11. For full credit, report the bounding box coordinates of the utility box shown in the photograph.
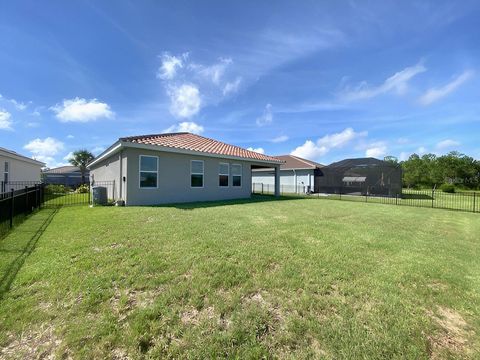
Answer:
[92,186,107,205]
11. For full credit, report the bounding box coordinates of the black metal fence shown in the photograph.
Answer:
[0,185,44,238]
[252,183,479,214]
[0,180,116,238]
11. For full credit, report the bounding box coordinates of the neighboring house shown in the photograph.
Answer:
[0,147,45,193]
[315,157,402,196]
[252,155,324,193]
[88,132,283,205]
[42,166,89,187]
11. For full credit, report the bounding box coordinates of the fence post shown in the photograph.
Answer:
[431,189,435,208]
[473,192,476,213]
[35,184,38,209]
[9,188,14,228]
[25,186,29,212]
[261,183,264,195]
[395,193,398,206]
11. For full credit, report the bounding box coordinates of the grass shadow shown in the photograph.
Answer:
[0,207,59,300]
[402,193,433,200]
[154,194,310,210]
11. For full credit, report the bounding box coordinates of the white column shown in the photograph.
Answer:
[274,165,280,197]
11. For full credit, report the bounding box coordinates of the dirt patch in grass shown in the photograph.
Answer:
[180,306,216,326]
[427,281,449,292]
[428,306,475,358]
[111,287,163,321]
[0,324,63,359]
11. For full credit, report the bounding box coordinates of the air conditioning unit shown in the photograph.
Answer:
[92,186,107,205]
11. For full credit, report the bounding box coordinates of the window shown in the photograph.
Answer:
[219,163,229,187]
[3,161,8,183]
[191,160,204,187]
[232,164,242,187]
[139,155,158,188]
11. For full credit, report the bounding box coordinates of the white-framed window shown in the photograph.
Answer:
[4,161,9,183]
[139,155,158,188]
[219,162,229,187]
[191,160,204,188]
[231,164,242,187]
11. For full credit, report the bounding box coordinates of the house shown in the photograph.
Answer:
[315,157,402,196]
[251,155,324,194]
[88,132,283,205]
[0,147,45,193]
[42,166,89,187]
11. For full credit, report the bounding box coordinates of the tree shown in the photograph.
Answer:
[68,150,94,184]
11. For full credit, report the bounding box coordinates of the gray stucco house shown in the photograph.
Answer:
[252,155,323,194]
[88,132,283,205]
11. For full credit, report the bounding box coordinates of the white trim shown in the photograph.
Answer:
[190,159,204,188]
[0,148,45,167]
[88,142,122,168]
[231,163,242,187]
[139,155,159,189]
[219,162,229,187]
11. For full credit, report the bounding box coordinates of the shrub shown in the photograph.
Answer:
[44,184,68,194]
[440,184,456,193]
[76,184,90,193]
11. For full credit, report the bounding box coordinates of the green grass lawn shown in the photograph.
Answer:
[0,197,479,359]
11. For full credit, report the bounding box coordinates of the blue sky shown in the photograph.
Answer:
[1,0,479,167]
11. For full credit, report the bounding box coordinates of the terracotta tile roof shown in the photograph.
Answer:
[275,155,324,170]
[120,132,283,163]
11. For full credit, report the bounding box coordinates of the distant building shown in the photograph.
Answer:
[315,157,402,196]
[42,166,89,187]
[252,155,324,193]
[0,147,45,193]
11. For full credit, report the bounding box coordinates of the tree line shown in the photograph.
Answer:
[387,152,480,190]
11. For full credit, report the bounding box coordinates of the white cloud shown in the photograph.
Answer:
[256,103,273,126]
[163,121,204,134]
[51,98,114,122]
[24,137,65,167]
[419,70,474,105]
[63,152,74,161]
[365,142,387,158]
[168,84,202,118]
[397,137,409,144]
[157,52,188,80]
[0,109,13,130]
[223,77,242,96]
[436,139,460,150]
[0,93,28,111]
[194,57,232,85]
[291,128,367,160]
[271,135,289,143]
[26,122,40,128]
[66,134,74,139]
[417,146,427,155]
[247,147,265,154]
[399,152,410,161]
[340,62,426,101]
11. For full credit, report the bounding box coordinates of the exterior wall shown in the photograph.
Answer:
[0,154,42,183]
[89,152,124,201]
[123,148,254,205]
[252,169,314,193]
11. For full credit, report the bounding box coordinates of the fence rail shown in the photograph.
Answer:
[252,183,479,214]
[0,180,116,238]
[0,185,44,238]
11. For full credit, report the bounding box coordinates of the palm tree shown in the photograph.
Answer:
[68,150,94,184]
